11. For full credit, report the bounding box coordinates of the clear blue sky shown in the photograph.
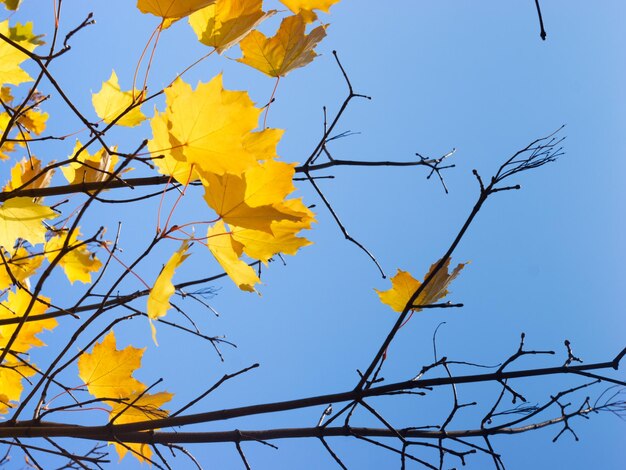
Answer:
[4,1,625,468]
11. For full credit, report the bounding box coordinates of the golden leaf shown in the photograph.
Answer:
[189,0,275,53]
[92,70,146,127]
[137,0,216,19]
[61,141,121,186]
[280,0,340,22]
[207,220,260,292]
[4,156,54,192]
[0,247,43,290]
[108,391,173,462]
[44,228,102,284]
[376,258,467,313]
[238,14,326,77]
[150,75,282,176]
[147,240,191,344]
[77,330,145,399]
[200,166,302,234]
[0,113,16,160]
[0,360,35,414]
[148,109,198,185]
[230,198,314,263]
[0,288,56,353]
[0,21,41,86]
[0,197,56,249]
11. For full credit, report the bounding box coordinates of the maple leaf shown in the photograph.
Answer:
[189,0,275,54]
[150,75,283,176]
[0,113,16,160]
[44,228,102,284]
[0,247,43,290]
[0,197,56,249]
[200,160,307,233]
[4,156,55,192]
[77,330,145,399]
[0,288,56,353]
[61,141,123,186]
[0,360,35,414]
[230,198,315,263]
[147,240,191,344]
[0,20,42,86]
[6,21,44,46]
[137,0,216,20]
[376,258,467,313]
[279,0,340,23]
[108,391,173,462]
[92,70,146,127]
[16,108,48,136]
[238,13,327,77]
[148,109,198,185]
[207,220,260,292]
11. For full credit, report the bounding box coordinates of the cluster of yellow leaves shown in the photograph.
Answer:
[147,73,314,297]
[376,258,467,313]
[77,331,173,462]
[0,288,56,414]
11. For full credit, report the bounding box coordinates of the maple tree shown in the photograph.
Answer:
[0,1,623,469]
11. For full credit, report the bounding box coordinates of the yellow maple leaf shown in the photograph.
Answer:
[61,141,122,186]
[207,220,260,292]
[92,70,146,127]
[189,0,275,54]
[17,109,48,136]
[6,21,44,46]
[4,156,54,192]
[0,113,16,160]
[0,247,43,290]
[150,75,282,176]
[280,0,339,13]
[137,0,216,19]
[1,85,12,101]
[0,197,56,249]
[238,13,326,77]
[231,198,314,263]
[0,360,35,414]
[77,330,145,399]
[376,258,467,313]
[108,391,173,462]
[44,228,102,284]
[200,165,303,233]
[280,0,340,22]
[148,109,198,185]
[0,288,56,353]
[147,240,191,344]
[0,20,41,86]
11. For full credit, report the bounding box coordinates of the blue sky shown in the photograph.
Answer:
[3,1,625,468]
